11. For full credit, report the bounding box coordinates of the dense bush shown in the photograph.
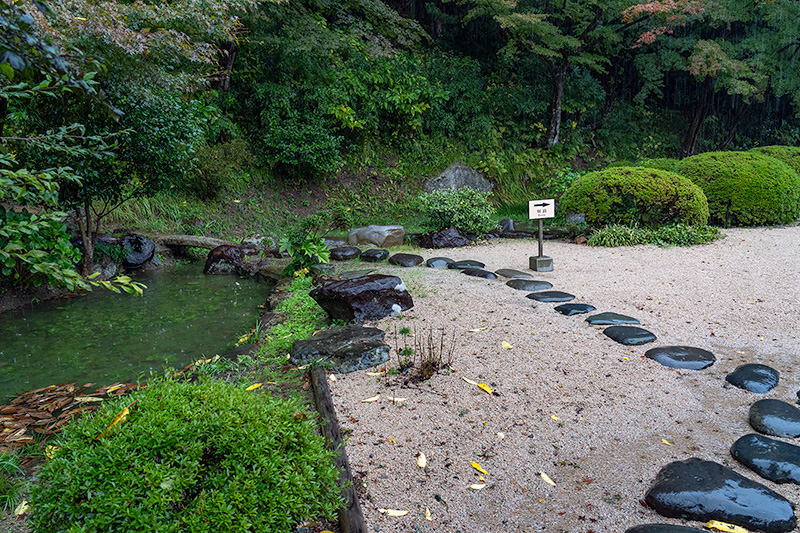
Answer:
[588,223,722,247]
[636,158,680,172]
[748,145,800,175]
[676,151,800,226]
[559,167,709,226]
[30,379,341,533]
[418,187,497,235]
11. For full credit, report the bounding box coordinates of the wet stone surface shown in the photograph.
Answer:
[447,259,486,270]
[603,326,656,345]
[526,290,575,302]
[461,268,498,279]
[731,433,800,485]
[749,399,800,438]
[585,312,640,325]
[425,257,454,268]
[339,269,375,280]
[506,279,554,292]
[625,526,707,533]
[726,364,780,394]
[388,253,424,267]
[495,268,533,279]
[329,246,361,261]
[644,346,716,370]
[644,457,797,533]
[554,303,596,316]
[360,249,389,262]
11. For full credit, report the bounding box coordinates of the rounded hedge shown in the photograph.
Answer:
[749,145,800,175]
[636,157,680,172]
[30,379,342,533]
[559,167,709,227]
[675,151,800,226]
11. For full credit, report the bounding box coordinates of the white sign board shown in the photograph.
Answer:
[528,199,555,220]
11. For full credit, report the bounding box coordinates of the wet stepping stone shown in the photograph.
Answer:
[603,325,656,345]
[731,434,800,485]
[388,253,423,267]
[526,290,574,302]
[447,260,485,270]
[330,246,361,261]
[625,526,707,533]
[644,457,796,533]
[426,257,454,268]
[495,269,533,279]
[339,269,375,280]
[554,303,596,316]
[461,268,498,280]
[360,249,389,262]
[585,312,640,325]
[644,346,715,370]
[507,279,553,292]
[726,364,780,394]
[749,399,800,438]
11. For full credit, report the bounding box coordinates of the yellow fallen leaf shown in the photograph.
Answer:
[361,394,380,403]
[74,396,105,403]
[366,371,385,376]
[95,400,136,440]
[462,376,479,385]
[467,327,487,332]
[501,341,513,349]
[105,384,122,394]
[378,509,409,517]
[328,375,337,382]
[550,415,560,421]
[14,500,29,516]
[417,452,427,468]
[45,445,60,459]
[539,472,556,486]
[245,383,262,391]
[469,483,487,490]
[389,437,395,444]
[706,520,749,533]
[479,475,486,482]
[425,507,432,521]
[321,531,334,533]
[477,383,493,395]
[661,439,673,446]
[471,461,488,475]
[388,396,407,402]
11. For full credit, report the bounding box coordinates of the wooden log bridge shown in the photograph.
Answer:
[150,234,251,250]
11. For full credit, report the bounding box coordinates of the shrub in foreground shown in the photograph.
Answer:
[748,145,800,175]
[30,379,341,533]
[418,187,497,235]
[635,157,680,172]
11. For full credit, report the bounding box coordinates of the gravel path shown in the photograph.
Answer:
[328,226,800,532]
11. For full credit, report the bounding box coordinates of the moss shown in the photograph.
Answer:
[676,151,800,226]
[748,145,800,175]
[636,157,680,172]
[560,167,709,227]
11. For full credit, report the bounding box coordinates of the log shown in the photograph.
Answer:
[150,235,246,250]
[310,366,367,533]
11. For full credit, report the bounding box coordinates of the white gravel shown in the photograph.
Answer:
[327,226,800,532]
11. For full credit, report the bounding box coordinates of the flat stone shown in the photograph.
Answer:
[507,279,553,292]
[426,257,454,268]
[644,346,716,370]
[330,246,361,261]
[749,399,800,438]
[603,325,656,345]
[731,434,800,485]
[526,291,574,303]
[309,274,413,322]
[461,268,498,279]
[360,249,389,262]
[726,364,780,394]
[554,303,596,316]
[290,325,390,373]
[388,253,424,267]
[625,526,707,533]
[339,269,375,280]
[644,457,796,533]
[585,312,640,325]
[447,260,485,270]
[348,225,405,248]
[495,268,533,279]
[309,263,335,275]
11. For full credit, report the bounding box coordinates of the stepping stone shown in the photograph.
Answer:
[426,257,454,268]
[644,346,716,370]
[461,268,498,280]
[731,434,800,485]
[726,364,780,394]
[507,279,553,292]
[644,457,796,533]
[603,326,656,345]
[290,325,390,373]
[447,260,485,270]
[749,399,800,438]
[554,303,596,316]
[388,253,424,267]
[309,263,335,275]
[495,269,533,279]
[526,290,574,302]
[360,249,389,262]
[339,269,375,280]
[626,526,707,533]
[585,312,640,325]
[329,246,361,261]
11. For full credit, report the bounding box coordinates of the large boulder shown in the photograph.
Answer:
[121,234,155,269]
[204,245,244,275]
[310,274,413,322]
[347,225,405,248]
[424,162,493,193]
[419,226,469,248]
[290,325,390,373]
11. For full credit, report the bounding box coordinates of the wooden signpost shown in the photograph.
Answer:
[528,199,555,272]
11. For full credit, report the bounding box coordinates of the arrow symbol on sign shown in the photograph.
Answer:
[533,202,550,207]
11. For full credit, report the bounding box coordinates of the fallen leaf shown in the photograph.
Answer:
[361,394,380,403]
[74,396,104,403]
[366,371,385,376]
[479,475,486,482]
[388,396,407,402]
[105,385,122,395]
[425,507,432,521]
[477,383,493,395]
[501,341,513,349]
[469,483,487,490]
[245,383,262,391]
[328,375,337,382]
[377,509,409,517]
[496,432,506,439]
[45,445,60,459]
[706,520,749,533]
[462,376,479,386]
[95,400,136,440]
[471,461,488,475]
[417,452,427,468]
[550,415,560,421]
[661,439,673,446]
[14,500,29,516]
[467,327,487,332]
[389,437,395,444]
[539,472,556,486]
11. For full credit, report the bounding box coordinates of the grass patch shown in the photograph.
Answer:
[588,223,723,247]
[0,452,24,516]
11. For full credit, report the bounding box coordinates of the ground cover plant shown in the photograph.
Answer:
[588,223,722,247]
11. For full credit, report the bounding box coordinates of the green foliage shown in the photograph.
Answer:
[560,167,709,227]
[278,213,335,275]
[588,223,722,247]
[258,277,328,358]
[92,242,130,263]
[30,379,341,533]
[748,145,800,175]
[262,113,344,179]
[0,452,24,515]
[636,158,680,172]
[418,187,497,235]
[676,151,800,226]
[186,138,260,200]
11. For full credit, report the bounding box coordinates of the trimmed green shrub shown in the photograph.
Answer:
[418,187,497,235]
[30,379,341,533]
[636,158,680,172]
[748,145,800,175]
[560,167,709,227]
[588,223,722,247]
[676,151,800,226]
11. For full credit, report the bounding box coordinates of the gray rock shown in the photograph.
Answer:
[419,227,469,248]
[347,225,405,248]
[526,290,575,303]
[645,346,716,370]
[585,312,640,325]
[339,269,375,280]
[309,263,335,275]
[566,212,586,224]
[310,274,414,322]
[603,325,656,345]
[554,303,596,316]
[388,253,424,267]
[426,257,454,268]
[447,260,485,269]
[461,268,498,279]
[424,162,493,193]
[204,244,243,275]
[731,434,800,485]
[330,246,361,261]
[290,325,390,373]
[498,218,515,233]
[122,234,155,268]
[507,279,553,291]
[726,364,780,394]
[749,399,800,438]
[495,268,532,279]
[360,249,389,262]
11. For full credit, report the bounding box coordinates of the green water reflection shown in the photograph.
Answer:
[0,263,269,401]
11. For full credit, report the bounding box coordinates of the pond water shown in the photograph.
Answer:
[0,263,270,402]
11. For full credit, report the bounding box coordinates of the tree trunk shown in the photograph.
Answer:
[77,203,94,277]
[716,101,749,151]
[0,97,7,137]
[681,76,714,158]
[213,41,239,92]
[543,59,570,148]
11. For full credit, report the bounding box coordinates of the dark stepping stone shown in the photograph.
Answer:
[447,260,485,270]
[585,312,640,325]
[388,253,424,267]
[625,526,707,533]
[426,257,454,268]
[644,346,716,370]
[330,246,361,261]
[360,249,389,262]
[603,325,656,345]
[731,433,800,485]
[644,457,796,533]
[461,268,498,279]
[554,303,596,316]
[339,269,375,280]
[495,269,533,279]
[749,399,800,438]
[726,364,780,394]
[526,290,574,302]
[507,279,553,292]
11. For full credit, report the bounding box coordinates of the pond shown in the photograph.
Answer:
[0,263,270,402]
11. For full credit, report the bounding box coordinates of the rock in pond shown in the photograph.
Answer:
[122,234,156,268]
[585,312,640,325]
[604,325,656,345]
[625,526,707,533]
[554,303,596,316]
[644,457,796,533]
[360,249,389,262]
[749,399,800,438]
[348,225,405,248]
[726,364,780,394]
[461,268,498,279]
[644,346,716,370]
[507,279,553,291]
[330,246,361,261]
[388,253,424,267]
[204,244,243,275]
[447,259,485,270]
[495,268,532,279]
[426,257,454,268]
[290,325,390,373]
[419,226,469,248]
[731,434,800,485]
[310,274,413,322]
[526,290,575,303]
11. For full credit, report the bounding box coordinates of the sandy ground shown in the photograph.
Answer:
[327,226,800,533]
